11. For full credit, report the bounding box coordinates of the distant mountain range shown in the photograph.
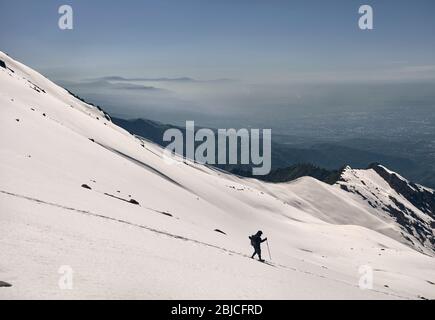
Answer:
[112,117,435,188]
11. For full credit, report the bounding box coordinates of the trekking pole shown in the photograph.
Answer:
[266,240,272,261]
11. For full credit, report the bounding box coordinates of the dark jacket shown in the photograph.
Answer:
[249,232,267,248]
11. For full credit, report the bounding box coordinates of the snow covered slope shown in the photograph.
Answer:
[1,52,434,300]
[336,165,434,255]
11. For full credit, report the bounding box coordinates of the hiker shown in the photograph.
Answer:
[249,230,267,262]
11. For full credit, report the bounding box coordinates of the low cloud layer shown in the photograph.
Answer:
[56,67,435,132]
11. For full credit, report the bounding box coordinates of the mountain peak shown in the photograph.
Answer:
[337,164,435,254]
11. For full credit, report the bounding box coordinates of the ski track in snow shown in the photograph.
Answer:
[0,189,412,300]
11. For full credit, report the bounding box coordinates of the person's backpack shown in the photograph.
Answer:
[249,235,255,247]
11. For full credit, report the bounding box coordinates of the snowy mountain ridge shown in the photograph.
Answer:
[1,51,434,299]
[336,165,435,254]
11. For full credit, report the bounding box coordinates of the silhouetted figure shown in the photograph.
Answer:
[249,230,267,262]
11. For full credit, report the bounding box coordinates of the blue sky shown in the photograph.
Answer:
[1,0,435,127]
[1,0,434,80]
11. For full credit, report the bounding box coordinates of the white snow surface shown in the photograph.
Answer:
[1,52,434,300]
